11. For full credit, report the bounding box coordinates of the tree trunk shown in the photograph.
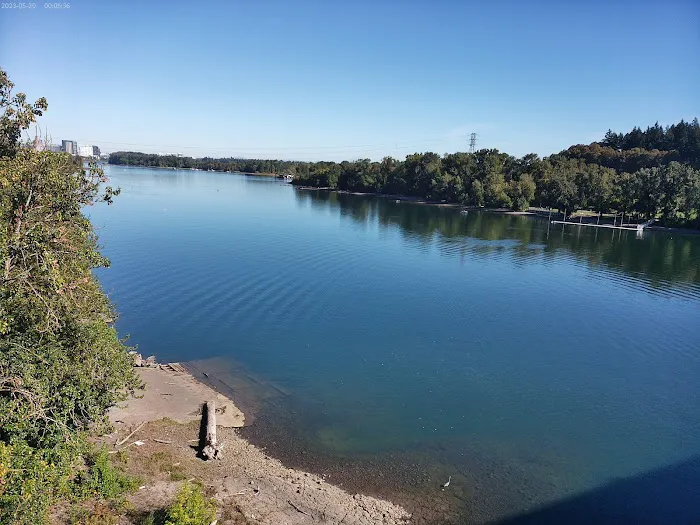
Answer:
[201,400,222,460]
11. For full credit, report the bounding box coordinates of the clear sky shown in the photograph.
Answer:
[1,0,698,161]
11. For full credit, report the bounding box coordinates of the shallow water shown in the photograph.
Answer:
[91,166,700,523]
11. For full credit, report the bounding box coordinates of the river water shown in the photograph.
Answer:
[90,165,700,524]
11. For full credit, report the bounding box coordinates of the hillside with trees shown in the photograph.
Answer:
[110,119,700,228]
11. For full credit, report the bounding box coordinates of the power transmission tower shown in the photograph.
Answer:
[469,133,477,153]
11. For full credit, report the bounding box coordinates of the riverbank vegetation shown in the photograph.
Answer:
[110,119,700,228]
[0,69,140,522]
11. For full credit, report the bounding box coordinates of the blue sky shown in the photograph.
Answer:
[1,0,698,161]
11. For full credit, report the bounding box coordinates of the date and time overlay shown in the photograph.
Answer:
[2,3,71,9]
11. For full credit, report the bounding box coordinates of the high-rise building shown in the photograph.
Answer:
[61,140,77,155]
[92,145,101,157]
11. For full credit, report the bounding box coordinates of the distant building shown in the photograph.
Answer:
[78,145,94,157]
[92,145,101,157]
[47,144,63,153]
[61,140,77,155]
[32,135,45,151]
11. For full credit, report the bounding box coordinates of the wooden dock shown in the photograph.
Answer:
[551,221,641,231]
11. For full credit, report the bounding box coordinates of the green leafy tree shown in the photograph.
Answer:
[657,162,700,224]
[506,174,536,211]
[575,163,615,212]
[541,158,580,213]
[0,70,47,158]
[631,166,663,219]
[0,68,139,523]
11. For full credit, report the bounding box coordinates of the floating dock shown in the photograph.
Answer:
[551,221,643,231]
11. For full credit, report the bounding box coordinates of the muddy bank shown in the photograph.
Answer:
[107,365,410,525]
[238,395,572,525]
[175,358,558,525]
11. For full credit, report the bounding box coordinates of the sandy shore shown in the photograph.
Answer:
[107,364,410,525]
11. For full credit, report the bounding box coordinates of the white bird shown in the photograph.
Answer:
[441,475,451,490]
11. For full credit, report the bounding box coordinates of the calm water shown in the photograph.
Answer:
[90,165,700,524]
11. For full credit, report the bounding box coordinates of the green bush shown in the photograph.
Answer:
[75,447,140,501]
[164,483,217,525]
[0,441,138,525]
[0,441,73,524]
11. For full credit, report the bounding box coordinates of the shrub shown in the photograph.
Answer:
[70,503,121,525]
[0,441,74,524]
[75,447,140,501]
[164,483,216,525]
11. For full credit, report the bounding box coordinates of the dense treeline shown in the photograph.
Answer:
[109,151,298,174]
[110,119,700,228]
[561,120,700,173]
[1,70,139,522]
[600,120,700,165]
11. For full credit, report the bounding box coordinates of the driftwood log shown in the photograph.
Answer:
[201,400,223,460]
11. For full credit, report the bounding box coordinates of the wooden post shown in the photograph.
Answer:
[597,211,601,225]
[202,400,222,460]
[620,211,624,228]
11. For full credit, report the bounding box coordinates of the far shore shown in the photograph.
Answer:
[107,363,410,525]
[294,186,700,236]
[105,163,699,235]
[106,162,282,178]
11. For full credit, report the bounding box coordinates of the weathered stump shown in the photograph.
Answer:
[201,400,222,460]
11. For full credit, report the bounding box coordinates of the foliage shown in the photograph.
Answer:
[109,119,700,227]
[0,68,140,522]
[74,448,140,501]
[0,441,136,525]
[108,150,299,175]
[0,440,75,524]
[599,119,700,167]
[0,69,47,158]
[163,483,216,525]
[141,513,157,525]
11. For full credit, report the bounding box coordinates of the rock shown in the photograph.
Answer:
[145,355,157,367]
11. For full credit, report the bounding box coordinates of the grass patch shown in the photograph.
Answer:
[140,450,189,481]
[70,503,121,525]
